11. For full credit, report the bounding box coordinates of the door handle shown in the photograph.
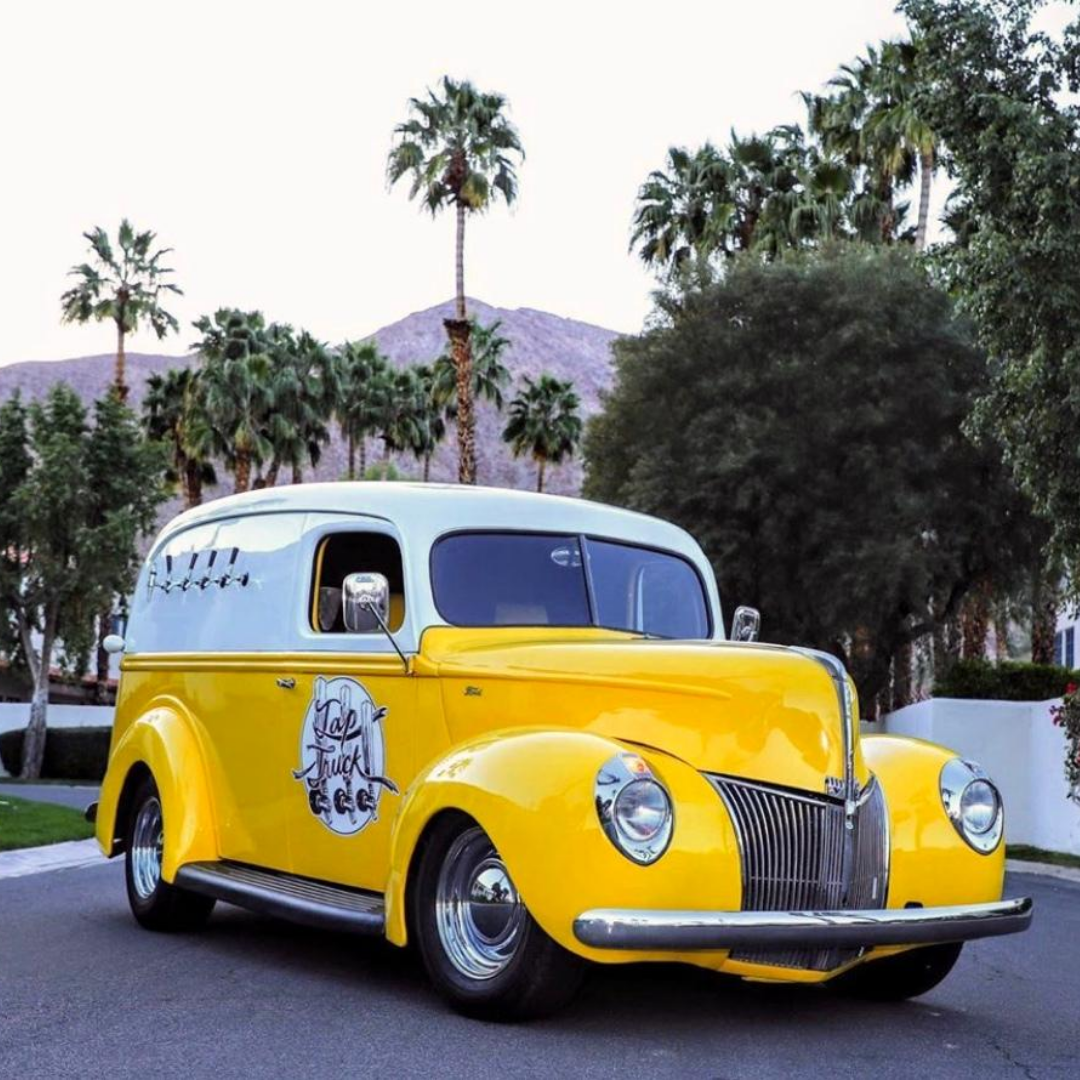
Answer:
[276,677,296,690]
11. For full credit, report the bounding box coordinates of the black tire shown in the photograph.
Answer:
[410,813,586,1020]
[124,774,215,932]
[830,942,963,1001]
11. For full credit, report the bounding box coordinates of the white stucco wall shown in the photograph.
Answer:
[0,704,114,777]
[875,698,1080,856]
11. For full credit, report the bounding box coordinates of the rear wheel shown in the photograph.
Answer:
[830,942,963,1001]
[124,774,215,932]
[411,814,586,1020]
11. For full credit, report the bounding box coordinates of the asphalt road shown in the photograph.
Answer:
[0,781,100,812]
[0,865,1074,1079]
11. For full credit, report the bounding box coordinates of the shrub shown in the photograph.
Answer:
[934,659,1080,702]
[1049,689,1080,805]
[0,726,111,780]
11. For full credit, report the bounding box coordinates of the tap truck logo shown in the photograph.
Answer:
[293,676,399,835]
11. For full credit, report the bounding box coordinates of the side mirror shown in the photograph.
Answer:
[731,606,761,643]
[342,572,390,633]
[102,634,126,655]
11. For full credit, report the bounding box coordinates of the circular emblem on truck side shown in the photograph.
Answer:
[292,675,399,836]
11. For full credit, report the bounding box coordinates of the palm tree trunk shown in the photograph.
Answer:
[916,147,934,252]
[115,323,128,403]
[359,437,367,479]
[291,462,302,485]
[961,579,993,660]
[423,454,431,483]
[536,458,546,493]
[455,203,466,320]
[444,318,475,484]
[235,450,252,493]
[347,432,356,481]
[184,459,203,508]
[1031,559,1059,665]
[265,458,281,487]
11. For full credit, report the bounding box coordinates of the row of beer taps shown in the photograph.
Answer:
[148,547,250,595]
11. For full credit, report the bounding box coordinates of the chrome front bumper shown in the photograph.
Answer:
[573,896,1033,951]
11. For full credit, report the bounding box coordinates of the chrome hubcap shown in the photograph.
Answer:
[131,796,163,900]
[435,827,524,980]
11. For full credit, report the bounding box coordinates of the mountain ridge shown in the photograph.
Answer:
[0,299,623,495]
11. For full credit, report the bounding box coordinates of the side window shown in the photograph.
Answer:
[311,532,406,633]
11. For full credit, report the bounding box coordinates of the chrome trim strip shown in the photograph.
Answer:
[573,897,1033,951]
[176,861,385,935]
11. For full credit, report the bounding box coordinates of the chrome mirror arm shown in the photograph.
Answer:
[359,599,410,673]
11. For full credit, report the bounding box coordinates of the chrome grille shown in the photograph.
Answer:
[709,774,889,971]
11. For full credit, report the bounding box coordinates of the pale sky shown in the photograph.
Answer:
[0,0,1047,368]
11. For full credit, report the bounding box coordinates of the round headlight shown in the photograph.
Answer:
[615,779,670,844]
[595,753,674,864]
[940,758,1003,854]
[960,779,999,835]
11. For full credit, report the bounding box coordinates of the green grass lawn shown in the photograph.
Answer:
[1007,844,1080,871]
[0,793,95,851]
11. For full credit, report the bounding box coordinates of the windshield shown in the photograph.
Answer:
[431,532,711,639]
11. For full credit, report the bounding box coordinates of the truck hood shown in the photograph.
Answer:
[419,627,867,795]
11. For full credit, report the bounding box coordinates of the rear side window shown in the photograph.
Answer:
[311,532,406,632]
[431,533,592,627]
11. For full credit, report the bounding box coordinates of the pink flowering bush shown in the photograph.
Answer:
[1050,683,1080,805]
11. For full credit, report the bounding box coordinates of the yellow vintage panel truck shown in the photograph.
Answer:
[91,483,1031,1018]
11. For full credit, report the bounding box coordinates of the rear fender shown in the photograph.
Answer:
[95,701,217,881]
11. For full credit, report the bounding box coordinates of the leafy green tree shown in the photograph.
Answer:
[143,367,216,508]
[60,220,182,401]
[902,0,1080,620]
[189,309,273,493]
[0,385,166,777]
[387,76,524,484]
[503,375,583,493]
[584,247,1041,706]
[335,341,391,480]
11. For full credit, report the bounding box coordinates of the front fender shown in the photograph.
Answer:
[95,701,218,881]
[863,734,1005,908]
[384,729,741,961]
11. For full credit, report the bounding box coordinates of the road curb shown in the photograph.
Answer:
[0,838,105,880]
[1006,858,1080,884]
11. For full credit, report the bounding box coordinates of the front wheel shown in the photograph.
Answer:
[410,815,586,1020]
[829,942,963,1001]
[124,774,215,932]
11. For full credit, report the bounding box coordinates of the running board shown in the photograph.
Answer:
[175,861,385,936]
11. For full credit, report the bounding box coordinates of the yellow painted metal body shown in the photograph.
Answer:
[97,626,1006,982]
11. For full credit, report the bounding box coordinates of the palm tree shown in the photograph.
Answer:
[189,309,273,493]
[502,375,583,493]
[387,76,524,485]
[335,341,391,480]
[60,219,182,401]
[142,367,216,507]
[375,367,429,466]
[262,326,334,486]
[630,144,733,274]
[413,364,447,482]
[809,39,935,248]
[432,317,512,415]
